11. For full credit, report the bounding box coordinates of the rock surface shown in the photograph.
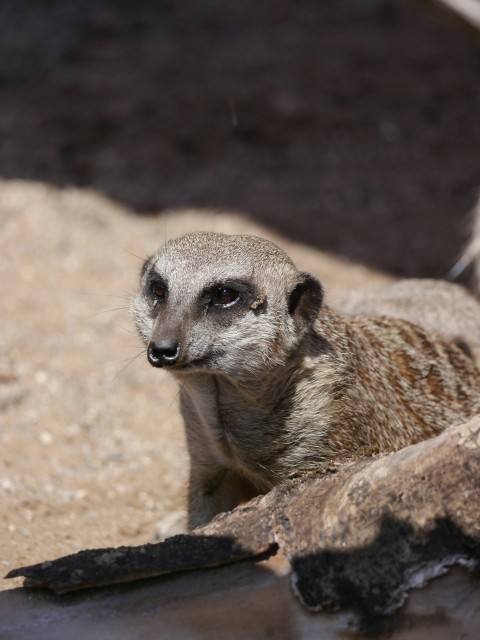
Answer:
[8,419,480,616]
[4,419,480,638]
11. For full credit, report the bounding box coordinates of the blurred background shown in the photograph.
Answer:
[1,0,479,277]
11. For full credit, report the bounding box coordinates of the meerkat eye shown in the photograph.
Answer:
[211,286,240,308]
[151,281,167,301]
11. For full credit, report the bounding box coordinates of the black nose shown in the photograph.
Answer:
[147,340,180,367]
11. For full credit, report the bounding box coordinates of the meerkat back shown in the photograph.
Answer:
[339,279,480,366]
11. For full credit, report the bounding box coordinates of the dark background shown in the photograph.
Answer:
[1,0,479,277]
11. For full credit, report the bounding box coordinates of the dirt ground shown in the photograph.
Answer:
[1,0,480,591]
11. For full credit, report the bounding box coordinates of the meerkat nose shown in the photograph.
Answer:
[147,340,180,367]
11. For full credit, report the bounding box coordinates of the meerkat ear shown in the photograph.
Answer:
[287,272,323,330]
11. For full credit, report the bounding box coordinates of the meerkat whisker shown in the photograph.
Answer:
[109,350,147,386]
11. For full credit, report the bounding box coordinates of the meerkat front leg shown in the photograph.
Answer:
[187,464,258,529]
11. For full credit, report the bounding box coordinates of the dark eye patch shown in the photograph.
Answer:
[211,286,240,307]
[152,281,167,301]
[145,273,168,302]
[203,280,254,311]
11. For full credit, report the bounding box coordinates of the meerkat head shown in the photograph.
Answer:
[131,232,323,382]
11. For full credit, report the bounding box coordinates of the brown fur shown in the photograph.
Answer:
[131,232,480,528]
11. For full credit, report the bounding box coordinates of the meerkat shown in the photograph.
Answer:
[131,232,480,529]
[339,278,480,365]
